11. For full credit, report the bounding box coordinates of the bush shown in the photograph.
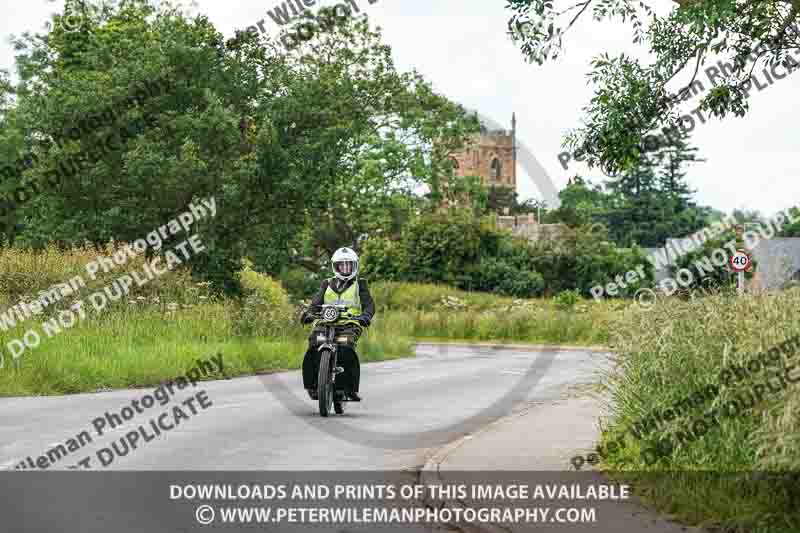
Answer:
[239,260,289,305]
[400,208,484,285]
[360,212,648,300]
[497,269,544,298]
[528,225,653,296]
[234,261,293,337]
[278,267,326,301]
[553,289,581,310]
[361,208,542,297]
[468,257,544,298]
[360,236,406,281]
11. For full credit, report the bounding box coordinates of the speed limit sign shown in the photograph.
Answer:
[730,249,751,272]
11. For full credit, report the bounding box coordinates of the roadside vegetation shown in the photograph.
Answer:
[599,289,800,533]
[373,282,619,346]
[504,0,800,526]
[0,247,625,397]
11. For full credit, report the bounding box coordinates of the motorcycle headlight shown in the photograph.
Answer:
[336,336,349,343]
[316,335,326,342]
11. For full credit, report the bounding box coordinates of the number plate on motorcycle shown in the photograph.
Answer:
[322,307,339,321]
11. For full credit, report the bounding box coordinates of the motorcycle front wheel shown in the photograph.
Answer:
[317,349,334,417]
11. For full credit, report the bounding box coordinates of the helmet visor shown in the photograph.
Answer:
[333,260,355,276]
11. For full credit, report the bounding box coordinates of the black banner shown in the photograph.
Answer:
[2,470,798,532]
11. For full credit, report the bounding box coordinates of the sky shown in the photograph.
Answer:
[2,0,799,216]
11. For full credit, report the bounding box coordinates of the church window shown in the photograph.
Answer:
[490,158,502,181]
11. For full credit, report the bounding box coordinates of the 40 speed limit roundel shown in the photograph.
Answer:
[730,249,752,272]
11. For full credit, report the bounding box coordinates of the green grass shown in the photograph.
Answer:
[0,301,414,396]
[0,304,412,395]
[0,278,622,396]
[372,281,623,345]
[381,309,611,345]
[0,294,617,396]
[0,248,625,396]
[597,288,800,532]
[371,281,521,311]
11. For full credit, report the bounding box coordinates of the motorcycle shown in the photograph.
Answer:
[308,304,362,417]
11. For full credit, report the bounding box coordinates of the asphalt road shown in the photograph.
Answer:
[2,344,699,533]
[0,343,607,471]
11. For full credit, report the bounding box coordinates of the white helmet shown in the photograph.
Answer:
[331,247,359,281]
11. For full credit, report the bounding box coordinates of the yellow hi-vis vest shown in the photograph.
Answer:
[323,278,362,317]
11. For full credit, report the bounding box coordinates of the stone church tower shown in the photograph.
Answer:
[449,113,517,191]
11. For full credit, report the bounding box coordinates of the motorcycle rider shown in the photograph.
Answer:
[300,247,375,402]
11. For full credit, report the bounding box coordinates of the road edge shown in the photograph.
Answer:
[416,341,610,352]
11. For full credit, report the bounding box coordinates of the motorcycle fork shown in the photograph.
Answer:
[329,328,339,385]
[318,327,344,385]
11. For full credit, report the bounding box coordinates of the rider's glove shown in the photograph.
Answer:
[355,315,371,327]
[301,305,321,325]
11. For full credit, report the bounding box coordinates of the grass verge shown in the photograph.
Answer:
[0,302,414,397]
[0,278,621,396]
[597,289,800,533]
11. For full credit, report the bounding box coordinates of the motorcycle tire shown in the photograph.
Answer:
[317,349,334,417]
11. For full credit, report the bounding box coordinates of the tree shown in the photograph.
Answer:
[3,0,278,294]
[778,207,800,236]
[506,0,800,174]
[731,207,765,224]
[486,185,546,216]
[526,223,654,296]
[546,175,609,227]
[549,154,710,249]
[262,8,479,274]
[358,201,654,298]
[0,1,476,291]
[486,185,517,214]
[653,128,703,210]
[439,173,489,215]
[603,129,708,247]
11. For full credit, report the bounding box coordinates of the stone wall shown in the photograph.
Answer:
[496,214,564,243]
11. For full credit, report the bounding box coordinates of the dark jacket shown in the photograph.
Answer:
[300,277,375,326]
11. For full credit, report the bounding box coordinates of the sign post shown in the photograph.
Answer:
[730,249,751,295]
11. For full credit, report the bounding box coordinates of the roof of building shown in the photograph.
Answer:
[750,238,800,290]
